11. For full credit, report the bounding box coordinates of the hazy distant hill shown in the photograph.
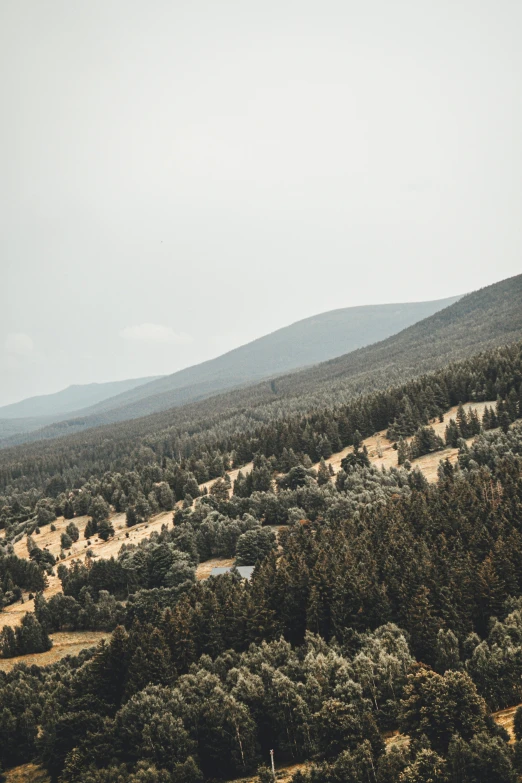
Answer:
[270,272,522,400]
[86,296,461,418]
[1,296,458,446]
[0,275,519,467]
[0,377,162,440]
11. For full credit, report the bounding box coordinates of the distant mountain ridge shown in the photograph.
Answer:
[0,296,460,445]
[80,297,461,418]
[0,377,162,441]
[0,275,519,473]
[0,377,163,419]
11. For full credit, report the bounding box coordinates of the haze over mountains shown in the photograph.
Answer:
[0,377,162,420]
[0,377,163,443]
[0,274,520,461]
[0,295,459,445]
[0,272,520,495]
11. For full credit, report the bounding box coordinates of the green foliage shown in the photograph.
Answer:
[0,611,52,657]
[236,527,277,566]
[514,706,522,742]
[61,531,73,549]
[399,668,487,753]
[0,311,522,782]
[66,521,80,542]
[97,519,115,541]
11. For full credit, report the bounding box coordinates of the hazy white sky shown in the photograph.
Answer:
[1,0,521,406]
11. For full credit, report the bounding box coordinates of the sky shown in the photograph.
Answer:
[1,0,521,407]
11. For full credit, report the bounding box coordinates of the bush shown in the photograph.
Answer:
[97,519,115,541]
[65,522,79,542]
[236,528,276,566]
[60,532,73,550]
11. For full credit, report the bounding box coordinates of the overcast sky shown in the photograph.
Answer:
[1,0,521,406]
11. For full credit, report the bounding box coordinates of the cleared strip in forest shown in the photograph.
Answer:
[312,401,495,482]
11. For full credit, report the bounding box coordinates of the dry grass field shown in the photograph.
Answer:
[196,557,236,580]
[0,404,494,644]
[493,704,519,743]
[0,630,107,672]
[4,764,50,783]
[313,401,493,482]
[0,574,62,631]
[6,463,257,572]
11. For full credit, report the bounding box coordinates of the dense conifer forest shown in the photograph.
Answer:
[1,328,522,781]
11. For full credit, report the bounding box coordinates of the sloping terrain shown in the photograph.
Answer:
[0,403,499,636]
[311,400,493,482]
[0,376,162,440]
[273,271,522,398]
[0,631,107,673]
[0,274,518,480]
[0,296,459,447]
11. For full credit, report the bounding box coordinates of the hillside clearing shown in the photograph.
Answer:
[4,764,50,783]
[0,630,107,672]
[313,401,493,481]
[196,557,236,580]
[0,404,494,634]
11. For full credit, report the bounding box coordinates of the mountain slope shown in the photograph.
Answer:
[0,296,460,447]
[0,377,163,420]
[0,274,519,459]
[273,271,522,398]
[0,376,162,441]
[79,296,461,418]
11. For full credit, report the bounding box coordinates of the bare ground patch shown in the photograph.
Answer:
[4,764,50,783]
[196,557,235,580]
[0,630,107,672]
[0,574,62,631]
[313,401,495,482]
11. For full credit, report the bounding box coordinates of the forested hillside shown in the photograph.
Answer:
[1,276,522,783]
[0,296,460,447]
[0,344,521,782]
[0,274,519,485]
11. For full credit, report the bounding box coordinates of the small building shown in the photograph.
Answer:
[209,566,254,580]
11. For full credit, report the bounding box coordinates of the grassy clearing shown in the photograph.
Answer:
[313,401,494,483]
[196,557,236,581]
[0,406,492,635]
[10,465,256,574]
[4,763,50,783]
[0,630,107,672]
[0,574,62,632]
[493,704,519,743]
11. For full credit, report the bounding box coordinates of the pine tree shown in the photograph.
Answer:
[97,519,115,541]
[317,457,330,486]
[65,521,79,542]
